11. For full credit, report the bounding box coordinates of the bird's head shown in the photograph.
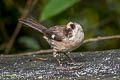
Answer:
[66,22,84,40]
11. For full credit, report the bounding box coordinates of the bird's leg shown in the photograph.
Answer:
[63,52,85,67]
[53,51,66,69]
[53,51,84,70]
[63,52,74,63]
[53,51,61,65]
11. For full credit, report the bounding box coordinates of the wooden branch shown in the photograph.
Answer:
[82,35,120,44]
[3,50,53,57]
[3,35,120,57]
[4,0,33,54]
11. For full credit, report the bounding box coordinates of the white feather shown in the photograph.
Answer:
[51,34,55,39]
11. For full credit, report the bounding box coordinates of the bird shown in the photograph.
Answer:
[19,18,85,69]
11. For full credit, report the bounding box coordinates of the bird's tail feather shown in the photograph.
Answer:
[19,18,47,33]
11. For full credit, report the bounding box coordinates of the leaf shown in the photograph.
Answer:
[106,0,120,14]
[18,36,41,50]
[78,8,99,38]
[80,8,99,29]
[40,0,78,22]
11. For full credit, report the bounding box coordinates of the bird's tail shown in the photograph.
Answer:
[19,18,47,33]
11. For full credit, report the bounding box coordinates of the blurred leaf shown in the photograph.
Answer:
[79,8,99,39]
[18,36,41,50]
[116,16,120,27]
[40,0,78,22]
[3,0,14,8]
[103,26,116,35]
[106,0,120,14]
[81,8,99,29]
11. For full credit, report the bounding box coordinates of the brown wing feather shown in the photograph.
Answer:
[44,25,66,41]
[19,18,70,42]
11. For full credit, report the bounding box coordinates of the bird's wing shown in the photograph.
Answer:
[44,26,67,41]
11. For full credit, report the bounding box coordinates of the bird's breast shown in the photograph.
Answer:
[50,36,84,52]
[44,30,84,52]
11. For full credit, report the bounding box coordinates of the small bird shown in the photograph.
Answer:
[19,18,85,69]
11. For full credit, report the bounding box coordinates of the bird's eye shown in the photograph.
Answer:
[70,23,75,29]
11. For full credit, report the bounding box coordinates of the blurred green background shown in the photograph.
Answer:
[0,0,120,54]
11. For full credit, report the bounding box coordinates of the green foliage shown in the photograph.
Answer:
[106,0,120,14]
[40,0,78,22]
[0,0,120,54]
[18,36,41,51]
[80,8,99,31]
